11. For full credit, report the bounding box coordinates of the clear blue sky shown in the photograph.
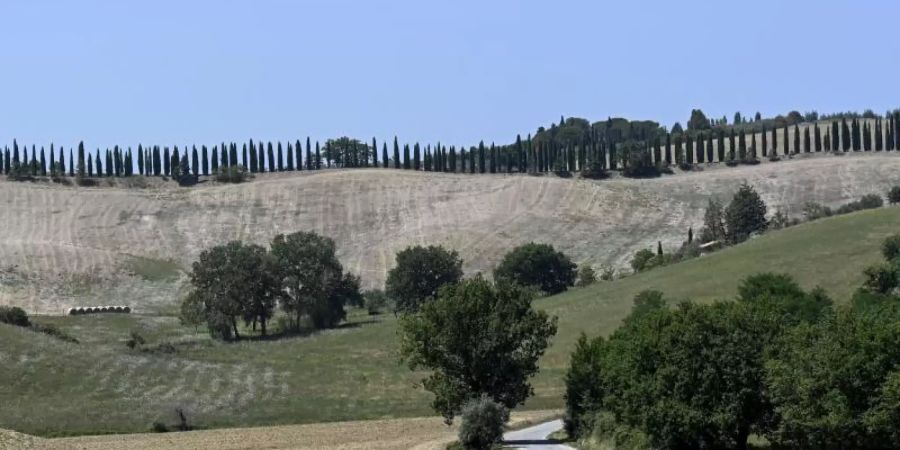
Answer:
[1,0,898,150]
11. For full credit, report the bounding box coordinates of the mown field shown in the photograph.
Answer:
[1,152,898,315]
[2,206,897,438]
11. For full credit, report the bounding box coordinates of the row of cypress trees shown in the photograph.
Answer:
[2,113,899,179]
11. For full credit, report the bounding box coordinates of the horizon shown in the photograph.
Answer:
[2,0,899,150]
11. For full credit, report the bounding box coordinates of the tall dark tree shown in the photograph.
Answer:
[770,125,778,156]
[210,146,218,173]
[738,129,746,161]
[665,133,672,164]
[382,142,388,169]
[266,142,275,172]
[761,125,768,157]
[229,143,238,167]
[137,144,144,175]
[803,126,811,153]
[285,142,294,171]
[403,143,411,170]
[393,136,400,169]
[814,123,822,152]
[77,141,86,177]
[413,143,421,170]
[478,141,486,173]
[851,118,861,151]
[841,118,851,151]
[295,139,303,170]
[276,142,284,171]
[68,149,74,176]
[39,147,46,176]
[315,141,321,169]
[832,120,840,151]
[192,146,200,176]
[94,149,102,177]
[248,140,258,173]
[372,137,378,168]
[201,145,209,175]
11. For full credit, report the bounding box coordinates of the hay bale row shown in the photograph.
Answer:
[68,306,131,315]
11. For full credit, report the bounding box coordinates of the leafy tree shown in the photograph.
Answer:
[385,245,463,314]
[564,333,605,437]
[493,243,576,295]
[687,109,710,130]
[737,273,833,324]
[766,304,900,449]
[185,241,280,340]
[0,305,31,327]
[725,183,768,244]
[398,276,557,422]
[270,231,361,329]
[699,198,726,243]
[630,248,656,273]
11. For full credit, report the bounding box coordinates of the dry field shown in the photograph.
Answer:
[1,151,899,314]
[0,410,558,450]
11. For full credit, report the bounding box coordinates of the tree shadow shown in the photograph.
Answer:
[238,318,383,342]
[503,437,565,446]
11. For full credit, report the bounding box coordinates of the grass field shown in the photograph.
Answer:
[2,206,897,438]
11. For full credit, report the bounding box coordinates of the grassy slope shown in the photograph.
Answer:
[1,207,897,436]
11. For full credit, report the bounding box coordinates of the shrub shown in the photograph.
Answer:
[767,155,781,162]
[363,289,389,315]
[6,161,33,181]
[630,249,655,273]
[0,306,31,327]
[576,265,596,287]
[889,186,900,205]
[803,202,833,221]
[125,331,146,350]
[581,411,650,450]
[724,160,740,167]
[599,265,615,281]
[564,334,605,438]
[150,422,169,433]
[31,323,79,343]
[741,157,761,165]
[458,396,509,450]
[882,235,900,262]
[725,183,768,244]
[494,243,576,295]
[858,194,884,209]
[579,161,608,180]
[213,165,250,183]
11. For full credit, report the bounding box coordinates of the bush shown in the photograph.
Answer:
[579,161,608,180]
[213,165,250,183]
[630,249,655,273]
[564,334,605,438]
[889,186,900,205]
[724,160,740,167]
[363,289,389,315]
[576,265,596,287]
[494,243,576,295]
[31,323,79,343]
[581,411,650,450]
[6,161,33,181]
[858,194,884,209]
[150,422,169,433]
[882,235,900,262]
[803,202,833,221]
[125,331,146,350]
[458,396,509,450]
[740,157,761,165]
[0,306,30,327]
[767,155,781,162]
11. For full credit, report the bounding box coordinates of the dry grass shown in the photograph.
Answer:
[17,410,558,450]
[1,149,899,314]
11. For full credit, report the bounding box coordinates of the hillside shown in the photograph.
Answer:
[1,152,898,314]
[1,206,897,437]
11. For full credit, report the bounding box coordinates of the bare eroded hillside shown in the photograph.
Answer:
[1,153,898,314]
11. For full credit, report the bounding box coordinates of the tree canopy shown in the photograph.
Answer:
[493,242,576,295]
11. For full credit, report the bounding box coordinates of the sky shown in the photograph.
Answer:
[1,0,898,150]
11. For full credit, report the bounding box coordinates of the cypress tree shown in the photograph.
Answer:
[3,147,8,174]
[478,141,486,173]
[875,120,883,151]
[696,133,704,163]
[685,133,694,164]
[201,145,209,175]
[814,124,822,152]
[728,129,736,161]
[94,149,101,177]
[305,138,311,170]
[423,147,431,171]
[210,146,218,173]
[30,145,37,176]
[87,154,93,177]
[12,140,19,164]
[58,146,66,174]
[382,142,388,168]
[169,147,179,178]
[230,143,238,167]
[665,133,672,164]
[824,129,831,150]
[413,143,421,170]
[151,146,159,175]
[402,143,410,169]
[782,125,789,155]
[793,124,800,155]
[851,119,861,151]
[296,139,303,170]
[40,147,46,176]
[219,142,227,168]
[267,142,275,172]
[770,125,777,156]
[706,131,714,162]
[832,120,840,151]
[68,149,74,176]
[449,145,457,172]
[285,142,294,171]
[761,125,768,157]
[247,140,256,173]
[803,126,810,152]
[841,118,851,151]
[470,145,477,174]
[371,137,378,168]
[738,129,747,161]
[489,143,497,173]
[242,144,249,169]
[192,146,200,175]
[863,122,870,151]
[277,142,284,171]
[315,141,321,169]
[77,141,86,177]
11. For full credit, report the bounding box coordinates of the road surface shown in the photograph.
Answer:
[503,419,574,450]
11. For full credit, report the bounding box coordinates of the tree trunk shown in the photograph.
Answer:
[232,318,240,340]
[260,316,267,336]
[736,425,749,450]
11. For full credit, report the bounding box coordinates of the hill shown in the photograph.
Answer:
[1,152,899,314]
[1,206,896,436]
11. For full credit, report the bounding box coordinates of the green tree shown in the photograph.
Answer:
[185,241,280,340]
[385,245,463,314]
[725,183,768,244]
[270,231,361,329]
[576,265,596,287]
[699,198,726,243]
[458,396,510,450]
[687,109,710,130]
[493,243,576,295]
[564,333,605,437]
[398,276,557,422]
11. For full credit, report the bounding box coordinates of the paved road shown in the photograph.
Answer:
[502,419,574,450]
